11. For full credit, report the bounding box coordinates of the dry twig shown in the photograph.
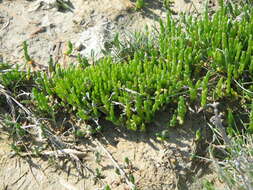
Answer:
[0,18,10,32]
[10,149,88,158]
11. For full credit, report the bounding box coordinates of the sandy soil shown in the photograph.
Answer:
[0,0,222,190]
[0,0,208,64]
[0,112,224,190]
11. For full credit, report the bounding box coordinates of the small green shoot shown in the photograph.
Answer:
[202,179,215,190]
[103,185,111,190]
[129,174,135,184]
[195,129,202,142]
[75,129,85,137]
[169,114,178,127]
[124,157,130,166]
[177,96,187,125]
[11,144,22,155]
[227,109,236,136]
[23,41,31,62]
[115,168,120,175]
[95,168,105,179]
[95,151,102,164]
[77,53,89,68]
[64,41,73,56]
[163,0,173,10]
[55,0,74,12]
[155,130,169,141]
[48,55,56,74]
[135,0,145,10]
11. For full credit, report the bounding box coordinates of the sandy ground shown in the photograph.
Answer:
[0,111,224,190]
[0,0,222,190]
[0,0,208,65]
[0,113,223,190]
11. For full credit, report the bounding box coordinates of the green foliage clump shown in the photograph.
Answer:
[30,4,253,131]
[46,55,181,130]
[1,3,253,188]
[0,64,30,94]
[0,67,25,88]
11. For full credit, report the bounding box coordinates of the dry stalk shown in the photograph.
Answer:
[10,149,88,158]
[0,84,45,141]
[208,102,231,146]
[0,18,10,32]
[0,84,96,183]
[208,102,253,190]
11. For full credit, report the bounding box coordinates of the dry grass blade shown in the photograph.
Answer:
[10,149,89,158]
[0,84,16,118]
[208,102,231,146]
[233,79,253,95]
[0,83,45,141]
[0,18,10,32]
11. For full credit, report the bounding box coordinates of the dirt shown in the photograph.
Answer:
[0,113,224,190]
[0,0,223,190]
[0,0,210,65]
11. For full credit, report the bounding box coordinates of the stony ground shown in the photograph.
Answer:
[0,0,223,189]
